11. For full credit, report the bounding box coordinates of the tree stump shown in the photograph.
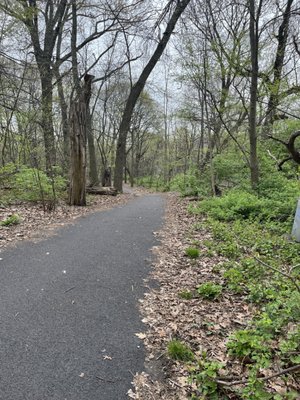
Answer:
[102,167,112,187]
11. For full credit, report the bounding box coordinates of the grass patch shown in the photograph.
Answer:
[197,282,222,300]
[0,214,21,226]
[185,247,200,259]
[167,340,195,362]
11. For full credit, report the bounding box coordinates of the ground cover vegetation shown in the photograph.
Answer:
[186,186,300,399]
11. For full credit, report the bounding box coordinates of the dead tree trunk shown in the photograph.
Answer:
[68,75,93,206]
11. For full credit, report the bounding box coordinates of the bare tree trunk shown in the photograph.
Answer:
[264,0,294,129]
[87,109,99,186]
[24,0,68,172]
[40,70,56,172]
[163,65,170,184]
[54,68,69,175]
[114,0,192,192]
[248,0,261,190]
[68,75,93,206]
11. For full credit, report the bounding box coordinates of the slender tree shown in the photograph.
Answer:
[248,0,261,189]
[264,0,295,128]
[0,1,69,171]
[114,0,192,192]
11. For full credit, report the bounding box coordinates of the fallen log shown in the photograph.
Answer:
[86,186,117,196]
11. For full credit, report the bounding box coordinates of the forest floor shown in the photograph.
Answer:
[128,192,239,399]
[129,193,299,399]
[0,185,149,250]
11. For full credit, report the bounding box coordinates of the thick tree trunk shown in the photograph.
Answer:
[114,0,191,192]
[68,100,87,206]
[68,75,93,206]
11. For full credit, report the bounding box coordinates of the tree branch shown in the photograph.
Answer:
[254,256,300,293]
[216,364,300,387]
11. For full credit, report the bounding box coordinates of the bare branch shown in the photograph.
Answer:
[254,256,300,293]
[216,364,300,387]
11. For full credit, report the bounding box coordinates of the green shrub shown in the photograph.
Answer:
[14,166,66,202]
[190,358,224,399]
[0,164,66,204]
[0,214,21,226]
[193,181,299,224]
[214,241,241,259]
[224,267,245,293]
[185,247,200,259]
[197,282,222,300]
[167,340,195,362]
[186,166,300,397]
[170,170,200,196]
[195,190,263,221]
[227,329,271,364]
[279,326,300,364]
[170,168,212,197]
[247,283,278,304]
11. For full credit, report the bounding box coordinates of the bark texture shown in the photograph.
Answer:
[68,75,93,206]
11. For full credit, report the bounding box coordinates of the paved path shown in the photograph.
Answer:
[0,194,164,399]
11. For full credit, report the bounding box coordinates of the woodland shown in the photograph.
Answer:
[0,0,300,399]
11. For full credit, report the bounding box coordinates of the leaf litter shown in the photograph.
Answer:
[129,193,261,399]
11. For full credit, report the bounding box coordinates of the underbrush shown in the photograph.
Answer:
[137,168,212,196]
[137,176,169,192]
[182,186,300,399]
[0,163,66,208]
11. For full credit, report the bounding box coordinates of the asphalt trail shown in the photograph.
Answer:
[0,194,164,400]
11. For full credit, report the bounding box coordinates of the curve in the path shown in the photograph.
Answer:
[0,194,164,400]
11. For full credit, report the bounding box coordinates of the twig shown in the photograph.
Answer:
[156,352,165,361]
[65,286,76,293]
[216,364,300,387]
[289,263,300,273]
[168,379,183,389]
[267,149,279,164]
[253,256,300,293]
[266,134,287,146]
[96,376,118,383]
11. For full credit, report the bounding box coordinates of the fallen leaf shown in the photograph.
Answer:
[135,332,146,339]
